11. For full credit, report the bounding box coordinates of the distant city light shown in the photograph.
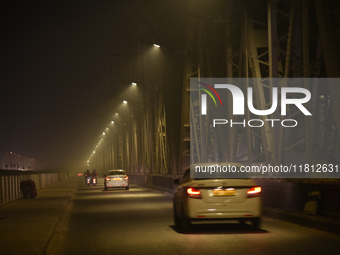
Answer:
[93,151,95,154]
[111,121,114,123]
[123,100,127,104]
[153,44,160,47]
[103,132,105,135]
[115,112,119,115]
[132,82,137,86]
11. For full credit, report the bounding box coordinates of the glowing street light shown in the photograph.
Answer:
[153,44,160,48]
[111,121,114,123]
[93,151,96,154]
[132,82,137,86]
[103,132,105,135]
[123,100,128,104]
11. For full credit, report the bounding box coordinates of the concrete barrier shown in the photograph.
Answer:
[129,173,176,193]
[0,171,76,206]
[256,179,340,217]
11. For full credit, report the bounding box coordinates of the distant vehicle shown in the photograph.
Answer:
[104,169,129,191]
[173,163,262,231]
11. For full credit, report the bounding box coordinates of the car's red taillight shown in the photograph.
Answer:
[247,187,261,198]
[187,187,201,199]
[105,177,110,182]
[124,176,128,180]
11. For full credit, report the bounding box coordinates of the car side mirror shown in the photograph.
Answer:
[173,179,180,185]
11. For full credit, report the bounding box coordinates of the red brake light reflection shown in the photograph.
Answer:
[105,177,110,181]
[124,176,128,180]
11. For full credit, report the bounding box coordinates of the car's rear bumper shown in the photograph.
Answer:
[187,197,261,219]
[105,180,129,187]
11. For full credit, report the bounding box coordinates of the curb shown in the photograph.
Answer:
[41,178,78,255]
[130,182,175,195]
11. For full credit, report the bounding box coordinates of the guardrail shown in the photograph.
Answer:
[0,170,76,206]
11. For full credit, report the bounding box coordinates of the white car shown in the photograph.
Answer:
[173,163,262,231]
[104,169,129,191]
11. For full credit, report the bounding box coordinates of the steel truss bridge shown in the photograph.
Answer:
[93,0,340,185]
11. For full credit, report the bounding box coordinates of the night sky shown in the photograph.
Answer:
[1,0,184,170]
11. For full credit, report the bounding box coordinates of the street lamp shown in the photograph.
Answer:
[106,44,164,173]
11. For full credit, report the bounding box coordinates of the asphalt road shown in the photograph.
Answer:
[47,177,340,255]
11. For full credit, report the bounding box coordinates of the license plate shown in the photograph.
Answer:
[213,189,236,196]
[113,178,121,180]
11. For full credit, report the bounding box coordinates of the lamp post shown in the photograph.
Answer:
[101,43,168,175]
[109,49,149,174]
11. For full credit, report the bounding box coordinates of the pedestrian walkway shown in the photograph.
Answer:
[0,177,79,255]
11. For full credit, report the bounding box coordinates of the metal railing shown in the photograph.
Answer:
[0,170,76,206]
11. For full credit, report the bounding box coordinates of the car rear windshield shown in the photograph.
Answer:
[108,170,126,175]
